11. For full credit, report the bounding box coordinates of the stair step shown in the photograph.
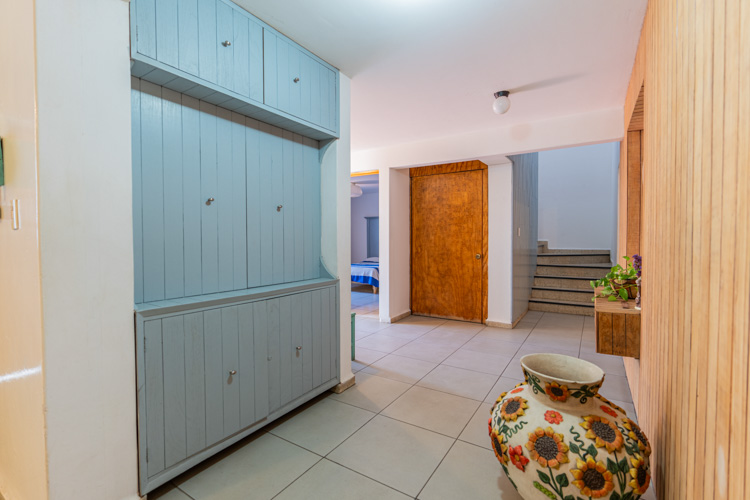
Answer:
[529,298,594,308]
[531,288,594,303]
[532,286,593,293]
[537,263,612,268]
[536,265,610,278]
[538,252,610,257]
[537,254,611,265]
[534,276,597,291]
[528,301,595,317]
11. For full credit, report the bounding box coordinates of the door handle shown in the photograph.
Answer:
[228,370,237,376]
[206,197,215,206]
[475,254,482,260]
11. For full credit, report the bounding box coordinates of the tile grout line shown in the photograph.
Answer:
[268,456,325,500]
[414,438,459,500]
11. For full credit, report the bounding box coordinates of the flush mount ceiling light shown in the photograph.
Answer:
[492,90,511,114]
[350,183,363,198]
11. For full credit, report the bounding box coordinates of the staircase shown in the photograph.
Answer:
[528,242,611,316]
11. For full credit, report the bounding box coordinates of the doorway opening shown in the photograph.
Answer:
[350,171,380,318]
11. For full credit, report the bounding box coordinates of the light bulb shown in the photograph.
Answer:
[493,94,511,114]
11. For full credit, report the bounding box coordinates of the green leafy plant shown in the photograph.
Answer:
[590,256,638,302]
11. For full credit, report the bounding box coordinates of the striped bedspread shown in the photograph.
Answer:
[351,262,379,287]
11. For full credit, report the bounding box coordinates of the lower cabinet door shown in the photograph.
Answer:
[137,283,338,492]
[140,304,270,478]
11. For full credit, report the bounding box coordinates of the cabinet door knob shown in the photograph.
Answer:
[228,369,237,376]
[222,40,231,47]
[206,197,215,206]
[293,77,300,83]
[475,253,482,260]
[296,346,302,351]
[277,205,283,212]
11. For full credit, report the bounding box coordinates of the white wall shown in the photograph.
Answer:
[350,191,378,263]
[509,153,539,321]
[321,74,354,385]
[487,162,514,325]
[378,168,410,322]
[352,108,623,174]
[35,1,139,498]
[0,0,49,498]
[537,142,620,254]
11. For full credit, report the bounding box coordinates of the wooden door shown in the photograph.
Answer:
[410,162,487,323]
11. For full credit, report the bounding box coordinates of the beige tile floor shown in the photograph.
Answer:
[151,311,657,500]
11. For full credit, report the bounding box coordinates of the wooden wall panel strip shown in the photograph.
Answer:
[132,78,144,304]
[409,160,487,178]
[162,315,187,468]
[620,1,750,497]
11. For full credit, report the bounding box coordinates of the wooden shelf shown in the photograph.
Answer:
[594,287,641,358]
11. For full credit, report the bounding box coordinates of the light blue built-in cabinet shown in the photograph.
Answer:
[130,0,339,140]
[136,283,338,490]
[130,0,341,494]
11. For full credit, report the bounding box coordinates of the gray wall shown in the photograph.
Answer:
[508,153,539,322]
[350,191,379,263]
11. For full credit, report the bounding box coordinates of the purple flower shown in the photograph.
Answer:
[632,254,642,277]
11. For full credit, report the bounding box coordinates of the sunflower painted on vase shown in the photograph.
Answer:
[489,353,651,499]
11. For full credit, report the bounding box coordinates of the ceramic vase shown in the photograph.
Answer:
[489,354,651,500]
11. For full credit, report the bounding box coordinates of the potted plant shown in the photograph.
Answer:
[590,255,639,302]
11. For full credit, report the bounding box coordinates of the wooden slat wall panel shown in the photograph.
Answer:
[161,316,187,468]
[131,79,322,305]
[619,1,750,497]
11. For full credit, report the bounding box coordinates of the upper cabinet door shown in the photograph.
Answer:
[133,0,262,102]
[264,30,338,133]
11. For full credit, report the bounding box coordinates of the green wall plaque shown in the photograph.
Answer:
[0,138,4,186]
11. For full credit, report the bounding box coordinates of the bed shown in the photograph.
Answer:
[351,257,379,293]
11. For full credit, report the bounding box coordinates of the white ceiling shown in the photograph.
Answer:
[236,0,647,153]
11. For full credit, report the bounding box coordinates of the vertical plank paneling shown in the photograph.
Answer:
[253,300,270,419]
[177,0,199,75]
[302,291,313,393]
[197,0,217,83]
[279,296,293,406]
[182,95,203,297]
[309,60,321,127]
[216,107,234,292]
[203,309,224,444]
[231,113,248,290]
[293,135,305,279]
[276,38,290,114]
[619,2,750,497]
[237,303,256,428]
[155,0,179,67]
[144,320,165,476]
[221,306,240,436]
[330,286,338,376]
[131,78,144,304]
[271,127,285,284]
[598,313,613,354]
[215,1,233,91]
[320,288,331,382]
[140,81,166,302]
[290,293,304,399]
[135,0,157,59]
[282,130,296,282]
[306,138,321,278]
[200,101,219,294]
[266,298,281,412]
[311,290,322,387]
[183,312,206,456]
[288,46,301,118]
[161,316,187,468]
[161,88,185,299]
[299,55,312,123]
[258,122,275,286]
[245,117,262,287]
[263,30,277,107]
[247,20,263,103]
[232,11,250,97]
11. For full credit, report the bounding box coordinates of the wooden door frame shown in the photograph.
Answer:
[409,161,488,323]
